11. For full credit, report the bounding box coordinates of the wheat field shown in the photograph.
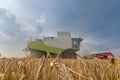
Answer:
[0,56,120,80]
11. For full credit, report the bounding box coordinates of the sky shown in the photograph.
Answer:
[0,0,120,57]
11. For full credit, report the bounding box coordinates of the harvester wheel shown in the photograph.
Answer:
[61,48,77,59]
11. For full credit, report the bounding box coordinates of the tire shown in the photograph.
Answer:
[61,48,77,59]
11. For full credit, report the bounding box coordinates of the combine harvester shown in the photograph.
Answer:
[25,32,83,59]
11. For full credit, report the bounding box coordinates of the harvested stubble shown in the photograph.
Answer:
[0,57,120,80]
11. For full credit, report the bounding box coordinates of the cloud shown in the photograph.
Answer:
[0,0,120,57]
[20,23,42,37]
[0,8,19,41]
[79,35,120,56]
[109,49,120,56]
[0,8,25,57]
[0,8,43,57]
[36,14,46,25]
[80,36,104,51]
[0,31,9,39]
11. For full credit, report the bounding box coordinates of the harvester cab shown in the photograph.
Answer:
[72,38,81,51]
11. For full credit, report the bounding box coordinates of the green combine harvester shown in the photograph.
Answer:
[26,32,83,58]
